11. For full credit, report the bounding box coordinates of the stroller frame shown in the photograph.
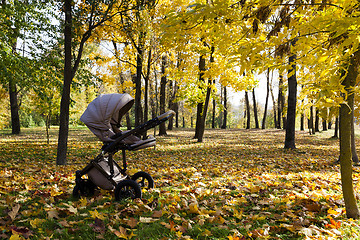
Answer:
[73,110,175,200]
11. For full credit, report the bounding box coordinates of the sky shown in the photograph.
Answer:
[229,71,279,108]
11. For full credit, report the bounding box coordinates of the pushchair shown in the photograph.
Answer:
[73,93,175,200]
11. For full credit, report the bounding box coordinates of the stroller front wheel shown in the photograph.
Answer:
[115,180,142,201]
[131,171,154,189]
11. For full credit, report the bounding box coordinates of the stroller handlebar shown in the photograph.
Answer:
[157,110,175,121]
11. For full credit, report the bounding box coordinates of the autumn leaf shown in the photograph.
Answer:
[89,218,106,234]
[188,202,200,214]
[8,204,20,221]
[109,226,128,239]
[89,210,106,220]
[30,219,45,228]
[125,217,138,228]
[47,210,59,219]
[151,210,163,218]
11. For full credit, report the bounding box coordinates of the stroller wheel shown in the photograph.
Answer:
[131,171,154,189]
[73,179,96,198]
[115,180,142,201]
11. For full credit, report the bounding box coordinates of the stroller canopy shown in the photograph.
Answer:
[80,93,134,142]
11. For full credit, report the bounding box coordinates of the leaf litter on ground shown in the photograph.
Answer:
[1,127,360,239]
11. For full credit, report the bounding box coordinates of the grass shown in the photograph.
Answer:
[1,126,360,239]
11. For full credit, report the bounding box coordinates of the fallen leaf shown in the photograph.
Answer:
[8,204,20,221]
[125,217,138,228]
[151,210,163,218]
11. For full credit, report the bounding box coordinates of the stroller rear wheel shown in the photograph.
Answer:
[73,179,96,198]
[131,171,154,189]
[115,180,142,200]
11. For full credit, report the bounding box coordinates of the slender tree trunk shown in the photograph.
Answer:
[262,68,270,129]
[174,81,179,128]
[315,109,320,132]
[308,105,314,135]
[56,0,72,165]
[339,50,360,219]
[269,73,278,128]
[333,115,339,138]
[245,91,251,129]
[9,79,20,134]
[300,113,304,131]
[159,54,167,136]
[168,79,174,130]
[143,48,151,138]
[277,75,284,129]
[135,34,144,127]
[126,113,131,130]
[212,98,216,129]
[9,22,21,135]
[322,120,327,131]
[284,39,297,149]
[221,86,227,129]
[144,48,151,124]
[252,88,259,129]
[194,53,206,139]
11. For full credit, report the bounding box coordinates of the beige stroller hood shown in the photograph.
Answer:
[80,93,134,142]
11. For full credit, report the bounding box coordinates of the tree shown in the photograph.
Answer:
[159,54,167,136]
[252,88,259,129]
[221,86,227,129]
[277,75,285,129]
[57,0,144,165]
[339,50,360,219]
[197,46,215,142]
[245,91,251,129]
[0,0,53,134]
[262,68,270,129]
[284,39,297,149]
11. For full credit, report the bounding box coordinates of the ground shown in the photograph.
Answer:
[1,127,360,239]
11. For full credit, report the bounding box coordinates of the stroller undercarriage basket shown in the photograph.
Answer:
[73,93,174,200]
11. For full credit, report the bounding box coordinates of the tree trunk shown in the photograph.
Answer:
[143,48,151,138]
[262,68,270,129]
[197,46,214,142]
[168,78,177,131]
[144,48,151,123]
[194,53,206,139]
[9,23,20,135]
[351,109,359,164]
[197,81,211,142]
[332,115,339,138]
[252,88,259,129]
[245,91,251,129]
[212,98,216,129]
[284,39,297,149]
[221,86,227,129]
[126,113,131,130]
[339,50,360,219]
[277,75,284,129]
[135,34,144,127]
[159,54,167,136]
[269,72,278,128]
[56,0,72,165]
[9,79,21,134]
[315,109,320,132]
[308,105,314,135]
